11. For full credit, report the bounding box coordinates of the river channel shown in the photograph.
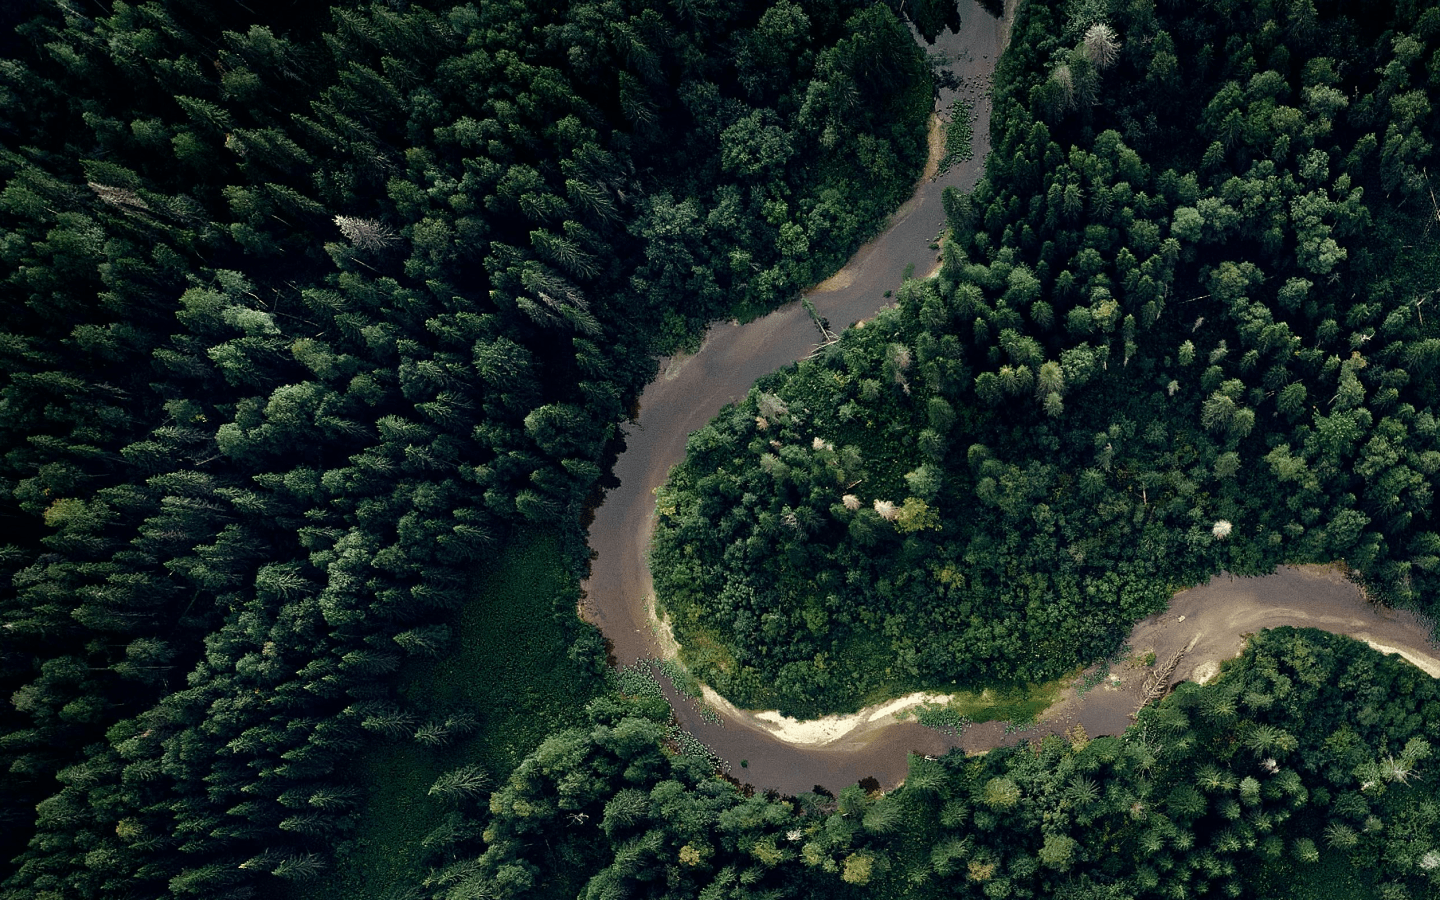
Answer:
[578,2,1440,796]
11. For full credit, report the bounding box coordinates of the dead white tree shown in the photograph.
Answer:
[1082,23,1121,69]
[89,181,150,214]
[334,215,398,252]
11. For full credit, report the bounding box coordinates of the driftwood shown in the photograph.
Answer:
[802,297,840,359]
[804,333,840,359]
[1131,647,1186,719]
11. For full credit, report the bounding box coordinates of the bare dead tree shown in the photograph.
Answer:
[334,214,398,251]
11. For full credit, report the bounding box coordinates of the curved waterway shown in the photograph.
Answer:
[579,4,1440,796]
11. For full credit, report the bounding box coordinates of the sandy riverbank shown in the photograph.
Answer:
[651,564,1440,755]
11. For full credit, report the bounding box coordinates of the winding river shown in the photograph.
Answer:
[579,2,1440,795]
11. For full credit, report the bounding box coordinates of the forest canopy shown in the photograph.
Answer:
[0,0,936,895]
[652,0,1440,717]
[7,0,1440,897]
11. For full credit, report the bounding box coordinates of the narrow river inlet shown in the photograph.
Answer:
[579,1,1440,796]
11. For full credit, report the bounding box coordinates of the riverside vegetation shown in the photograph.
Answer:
[415,628,1440,899]
[652,0,1440,717]
[465,0,1440,896]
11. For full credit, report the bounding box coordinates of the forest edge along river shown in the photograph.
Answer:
[579,1,1440,797]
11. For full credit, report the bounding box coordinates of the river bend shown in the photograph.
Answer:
[578,2,1440,795]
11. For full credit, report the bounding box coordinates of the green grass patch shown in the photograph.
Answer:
[288,531,600,900]
[673,624,739,677]
[658,656,702,700]
[911,702,970,736]
[937,97,974,177]
[946,680,1065,723]
[1075,662,1110,697]
[901,678,1069,735]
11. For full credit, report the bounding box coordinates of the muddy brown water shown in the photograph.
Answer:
[577,5,1440,796]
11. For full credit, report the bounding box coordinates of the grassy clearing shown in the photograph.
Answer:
[288,530,600,900]
[945,679,1066,723]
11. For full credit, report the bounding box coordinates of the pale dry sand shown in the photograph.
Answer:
[1350,640,1440,677]
[809,267,856,293]
[922,113,945,180]
[645,553,968,746]
[743,693,952,745]
[649,589,956,745]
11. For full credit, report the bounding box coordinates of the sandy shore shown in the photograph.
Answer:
[656,564,1440,752]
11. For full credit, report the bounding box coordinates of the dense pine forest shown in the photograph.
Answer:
[0,0,938,895]
[653,0,1440,716]
[4,0,1440,898]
